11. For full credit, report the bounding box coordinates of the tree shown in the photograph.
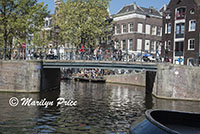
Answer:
[0,0,48,59]
[54,0,111,48]
[31,30,52,48]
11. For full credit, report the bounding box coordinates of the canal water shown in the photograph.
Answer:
[0,80,200,134]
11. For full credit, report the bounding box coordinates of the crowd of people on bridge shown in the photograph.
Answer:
[0,44,162,62]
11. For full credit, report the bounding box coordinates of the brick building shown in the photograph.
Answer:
[112,3,163,57]
[162,0,200,65]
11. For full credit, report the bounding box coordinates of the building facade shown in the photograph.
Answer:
[112,3,163,57]
[162,0,200,65]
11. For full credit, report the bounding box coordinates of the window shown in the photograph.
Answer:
[176,23,184,38]
[137,39,142,51]
[189,20,196,31]
[122,24,127,33]
[175,42,184,56]
[176,7,186,19]
[157,27,162,36]
[165,41,171,51]
[152,26,157,35]
[145,40,150,52]
[122,40,126,51]
[45,20,48,27]
[187,58,194,66]
[166,40,171,51]
[188,39,195,50]
[145,24,151,34]
[157,41,162,53]
[190,9,195,14]
[128,39,133,51]
[181,24,184,34]
[129,23,134,32]
[168,23,171,34]
[49,19,52,26]
[165,24,167,34]
[137,23,143,33]
[166,14,171,19]
[151,41,156,53]
[115,24,120,34]
[165,23,171,34]
[115,40,119,49]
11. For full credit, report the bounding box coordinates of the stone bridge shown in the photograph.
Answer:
[0,60,199,101]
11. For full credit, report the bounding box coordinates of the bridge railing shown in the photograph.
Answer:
[0,47,164,63]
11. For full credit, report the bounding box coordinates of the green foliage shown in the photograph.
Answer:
[31,30,52,48]
[55,0,111,47]
[0,0,48,50]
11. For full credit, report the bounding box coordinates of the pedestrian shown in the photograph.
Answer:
[94,46,99,60]
[118,48,122,61]
[98,46,103,61]
[80,44,85,60]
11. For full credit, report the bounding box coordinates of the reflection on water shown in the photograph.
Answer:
[0,80,199,134]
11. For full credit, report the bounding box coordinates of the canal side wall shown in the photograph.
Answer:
[105,71,146,86]
[153,64,200,101]
[0,60,42,92]
[0,60,61,92]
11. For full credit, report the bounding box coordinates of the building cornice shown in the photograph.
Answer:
[113,12,162,22]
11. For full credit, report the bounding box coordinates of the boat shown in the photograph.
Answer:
[129,109,200,134]
[73,76,106,83]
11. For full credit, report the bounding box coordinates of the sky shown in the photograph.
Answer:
[38,0,170,15]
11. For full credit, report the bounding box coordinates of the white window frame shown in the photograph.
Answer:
[128,23,134,33]
[189,20,196,32]
[168,23,171,34]
[157,27,162,36]
[121,40,126,51]
[188,39,195,50]
[152,26,157,35]
[145,24,151,34]
[157,41,162,53]
[151,41,156,53]
[115,40,119,49]
[122,24,127,33]
[165,24,168,34]
[137,39,142,52]
[145,40,150,51]
[137,23,143,33]
[115,24,120,34]
[128,39,133,51]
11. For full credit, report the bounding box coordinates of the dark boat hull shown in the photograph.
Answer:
[73,77,106,83]
[130,109,200,134]
[130,118,170,134]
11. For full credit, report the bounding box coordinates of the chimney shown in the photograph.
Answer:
[164,4,167,11]
[133,2,137,10]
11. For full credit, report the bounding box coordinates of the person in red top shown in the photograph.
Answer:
[80,44,85,60]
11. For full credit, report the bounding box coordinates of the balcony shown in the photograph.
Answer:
[176,33,184,38]
[175,51,183,56]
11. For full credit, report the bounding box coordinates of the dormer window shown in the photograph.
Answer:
[176,7,186,20]
[166,14,171,19]
[190,9,195,14]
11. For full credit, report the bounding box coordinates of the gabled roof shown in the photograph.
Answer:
[115,3,162,17]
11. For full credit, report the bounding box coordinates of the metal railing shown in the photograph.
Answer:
[0,47,164,63]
